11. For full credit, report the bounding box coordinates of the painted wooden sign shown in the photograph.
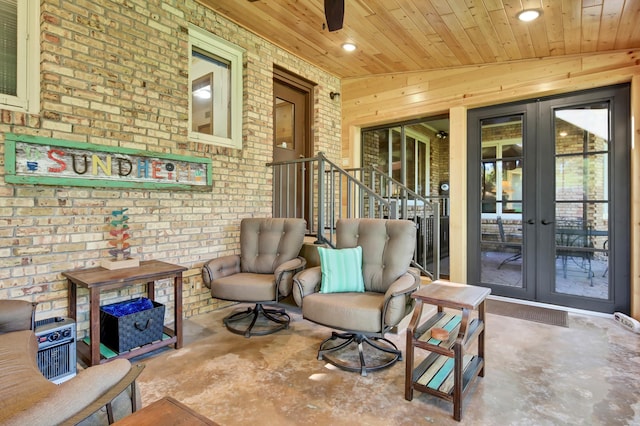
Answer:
[4,133,212,190]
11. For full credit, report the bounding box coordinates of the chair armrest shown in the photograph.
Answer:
[8,359,142,426]
[201,255,241,289]
[0,300,36,333]
[292,266,322,307]
[382,271,420,327]
[275,256,307,276]
[275,256,307,298]
[386,270,420,298]
[62,362,145,425]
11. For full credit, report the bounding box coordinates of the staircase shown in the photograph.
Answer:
[267,152,445,279]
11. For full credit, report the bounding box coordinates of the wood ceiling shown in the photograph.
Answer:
[197,0,640,79]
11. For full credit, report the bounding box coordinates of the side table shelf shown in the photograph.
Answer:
[78,332,176,363]
[405,282,491,421]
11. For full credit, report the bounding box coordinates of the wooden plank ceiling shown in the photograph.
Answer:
[197,0,640,79]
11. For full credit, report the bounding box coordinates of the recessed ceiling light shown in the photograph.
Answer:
[342,43,356,52]
[517,9,541,22]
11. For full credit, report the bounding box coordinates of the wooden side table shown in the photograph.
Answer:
[113,397,218,425]
[405,281,491,421]
[64,260,187,366]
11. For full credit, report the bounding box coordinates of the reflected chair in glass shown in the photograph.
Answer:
[555,218,595,286]
[496,216,522,269]
[202,218,307,337]
[602,240,609,277]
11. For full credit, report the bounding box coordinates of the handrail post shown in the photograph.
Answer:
[316,153,325,244]
[389,200,398,219]
[433,201,440,280]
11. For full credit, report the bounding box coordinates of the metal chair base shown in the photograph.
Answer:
[497,252,522,269]
[317,331,402,376]
[223,303,290,338]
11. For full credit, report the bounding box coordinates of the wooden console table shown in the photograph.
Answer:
[405,281,491,421]
[64,260,187,366]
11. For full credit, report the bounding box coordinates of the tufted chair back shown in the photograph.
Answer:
[336,218,417,294]
[240,218,306,274]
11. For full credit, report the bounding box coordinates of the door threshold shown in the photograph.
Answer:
[487,295,613,319]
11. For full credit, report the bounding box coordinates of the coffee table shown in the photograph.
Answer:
[113,396,218,425]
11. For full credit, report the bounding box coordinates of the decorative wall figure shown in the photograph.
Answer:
[109,208,131,259]
[101,208,139,270]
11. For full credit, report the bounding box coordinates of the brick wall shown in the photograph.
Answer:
[0,0,341,337]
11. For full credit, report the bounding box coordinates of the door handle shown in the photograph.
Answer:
[541,219,554,225]
[527,219,535,225]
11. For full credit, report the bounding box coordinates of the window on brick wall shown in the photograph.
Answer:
[0,0,39,113]
[189,25,244,149]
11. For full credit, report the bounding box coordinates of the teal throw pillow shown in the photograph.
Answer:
[318,246,365,294]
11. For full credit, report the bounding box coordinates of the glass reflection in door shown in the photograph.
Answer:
[275,98,295,150]
[554,104,609,298]
[480,115,524,288]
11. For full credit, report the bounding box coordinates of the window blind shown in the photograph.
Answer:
[0,0,18,96]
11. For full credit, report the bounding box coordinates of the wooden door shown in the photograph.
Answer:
[273,68,313,220]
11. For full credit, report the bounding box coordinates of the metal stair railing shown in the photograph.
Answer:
[266,152,439,279]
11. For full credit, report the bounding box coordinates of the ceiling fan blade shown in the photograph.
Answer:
[324,0,344,32]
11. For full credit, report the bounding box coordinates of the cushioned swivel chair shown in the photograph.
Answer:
[202,218,307,337]
[0,300,143,425]
[293,218,420,376]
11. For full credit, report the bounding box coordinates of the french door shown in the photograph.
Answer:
[467,85,630,314]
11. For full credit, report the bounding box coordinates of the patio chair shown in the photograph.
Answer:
[201,218,307,337]
[292,218,420,376]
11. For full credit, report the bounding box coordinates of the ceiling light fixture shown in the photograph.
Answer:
[436,131,448,140]
[517,9,541,22]
[342,42,356,52]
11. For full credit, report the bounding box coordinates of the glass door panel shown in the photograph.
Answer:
[479,115,524,289]
[553,104,610,299]
[391,128,402,184]
[417,141,427,196]
[406,136,416,193]
[275,98,294,149]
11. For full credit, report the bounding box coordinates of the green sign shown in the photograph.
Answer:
[4,133,212,191]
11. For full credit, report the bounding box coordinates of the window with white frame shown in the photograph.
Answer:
[0,0,39,113]
[189,25,244,149]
